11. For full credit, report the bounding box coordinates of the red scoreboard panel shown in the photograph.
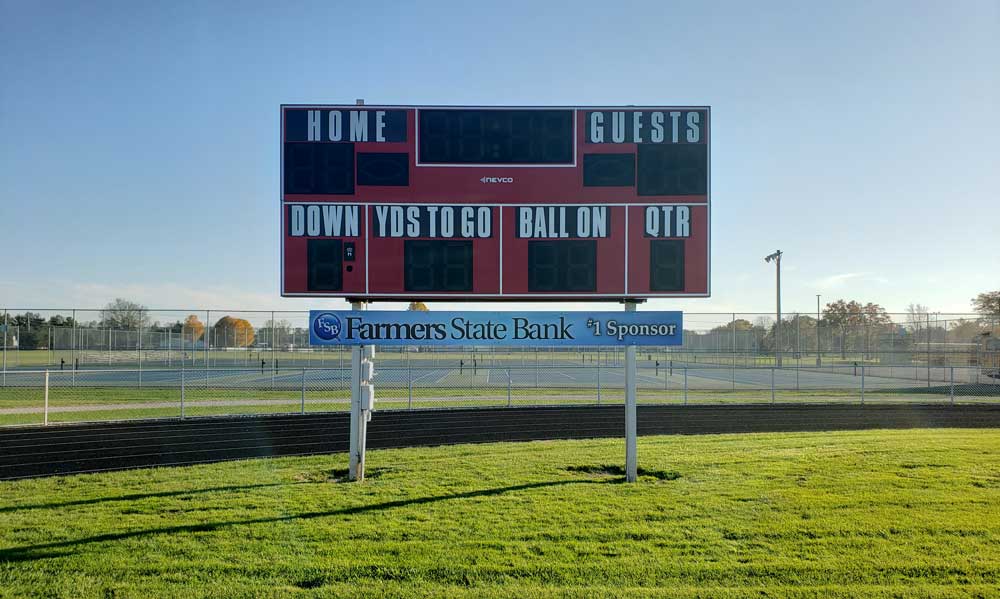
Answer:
[281,105,710,301]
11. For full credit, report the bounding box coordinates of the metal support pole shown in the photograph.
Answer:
[926,313,931,387]
[683,367,688,405]
[71,310,76,387]
[181,368,186,419]
[205,310,210,370]
[301,367,307,414]
[534,350,539,388]
[44,370,49,425]
[507,368,512,407]
[408,363,413,409]
[816,295,822,367]
[596,362,601,405]
[770,367,775,405]
[949,367,954,405]
[861,364,866,405]
[138,326,142,388]
[624,301,638,483]
[2,310,6,388]
[349,301,369,481]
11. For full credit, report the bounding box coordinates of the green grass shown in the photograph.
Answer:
[2,429,999,597]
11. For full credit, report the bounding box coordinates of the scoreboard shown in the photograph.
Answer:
[281,105,710,301]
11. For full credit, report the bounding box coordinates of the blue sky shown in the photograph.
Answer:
[1,0,997,314]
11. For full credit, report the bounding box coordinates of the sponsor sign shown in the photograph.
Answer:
[309,310,683,347]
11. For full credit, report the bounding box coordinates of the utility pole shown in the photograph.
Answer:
[765,250,783,368]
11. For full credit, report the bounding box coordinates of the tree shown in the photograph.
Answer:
[408,301,429,311]
[181,315,205,341]
[709,319,753,333]
[212,316,255,348]
[100,298,150,330]
[260,319,292,348]
[5,312,47,349]
[972,291,1000,316]
[48,315,76,328]
[906,303,929,329]
[822,300,891,359]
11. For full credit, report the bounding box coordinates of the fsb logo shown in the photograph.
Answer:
[312,313,342,341]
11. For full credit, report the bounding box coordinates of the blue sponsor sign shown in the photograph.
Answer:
[309,310,682,347]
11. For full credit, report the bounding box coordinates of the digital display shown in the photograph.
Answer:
[528,240,597,292]
[649,240,684,291]
[583,153,635,187]
[637,144,708,196]
[404,240,473,292]
[307,239,343,291]
[357,152,409,186]
[419,109,574,164]
[284,142,354,195]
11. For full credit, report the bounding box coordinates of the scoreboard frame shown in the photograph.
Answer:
[280,104,711,302]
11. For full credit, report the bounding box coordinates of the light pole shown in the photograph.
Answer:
[765,250,783,368]
[816,294,821,367]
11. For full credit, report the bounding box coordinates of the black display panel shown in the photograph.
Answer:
[419,109,574,164]
[357,152,409,186]
[649,240,685,291]
[583,153,635,187]
[284,142,354,195]
[404,240,473,292]
[527,240,597,292]
[307,239,343,291]
[637,144,707,196]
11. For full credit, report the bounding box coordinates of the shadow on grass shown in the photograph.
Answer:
[0,479,606,563]
[564,464,681,481]
[0,482,309,514]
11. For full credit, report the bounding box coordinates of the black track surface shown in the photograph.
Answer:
[2,404,999,479]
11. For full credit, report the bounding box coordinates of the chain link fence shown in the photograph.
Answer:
[2,309,998,372]
[1,363,997,427]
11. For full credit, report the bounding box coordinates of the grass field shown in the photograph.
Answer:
[1,429,998,597]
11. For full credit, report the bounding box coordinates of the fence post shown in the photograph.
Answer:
[2,310,6,388]
[44,370,49,425]
[534,351,539,388]
[770,367,775,405]
[408,364,413,410]
[861,364,865,405]
[180,368,186,419]
[71,309,76,387]
[926,313,931,388]
[949,367,954,405]
[683,367,688,405]
[301,368,306,415]
[596,362,601,405]
[507,368,512,407]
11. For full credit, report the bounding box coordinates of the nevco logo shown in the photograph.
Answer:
[479,176,513,184]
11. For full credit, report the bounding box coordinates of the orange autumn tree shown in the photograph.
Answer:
[181,314,205,341]
[212,316,255,348]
